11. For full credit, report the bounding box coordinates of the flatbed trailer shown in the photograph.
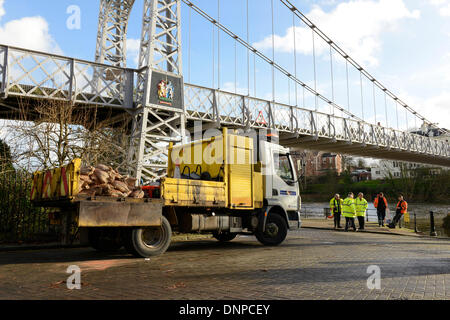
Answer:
[34,196,163,228]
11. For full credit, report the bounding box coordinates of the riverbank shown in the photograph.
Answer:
[301,171,450,203]
[300,202,450,237]
[301,194,450,204]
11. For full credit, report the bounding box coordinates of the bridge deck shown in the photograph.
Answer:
[0,45,448,167]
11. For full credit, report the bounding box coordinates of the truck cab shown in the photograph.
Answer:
[161,128,302,251]
[260,140,301,229]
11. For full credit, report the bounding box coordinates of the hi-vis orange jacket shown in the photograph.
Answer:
[374,196,387,209]
[396,200,408,214]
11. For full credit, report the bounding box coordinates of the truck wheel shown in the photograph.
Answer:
[125,217,172,258]
[88,228,123,252]
[255,213,288,246]
[212,231,237,242]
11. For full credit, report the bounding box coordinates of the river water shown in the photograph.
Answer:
[301,202,450,237]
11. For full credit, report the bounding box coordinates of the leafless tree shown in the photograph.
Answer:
[6,99,131,172]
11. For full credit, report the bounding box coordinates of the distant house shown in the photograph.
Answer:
[370,161,401,180]
[370,160,447,180]
[410,125,449,142]
[351,169,371,182]
[290,151,343,177]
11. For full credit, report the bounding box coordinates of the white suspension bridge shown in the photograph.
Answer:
[0,0,448,182]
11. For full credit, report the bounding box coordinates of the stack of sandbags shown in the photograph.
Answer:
[78,164,145,199]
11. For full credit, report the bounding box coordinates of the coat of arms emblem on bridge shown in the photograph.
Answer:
[157,80,174,106]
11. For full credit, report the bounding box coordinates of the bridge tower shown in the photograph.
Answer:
[95,0,186,182]
[95,0,135,67]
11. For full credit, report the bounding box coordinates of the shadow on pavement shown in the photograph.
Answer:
[0,239,263,266]
[170,258,450,285]
[0,233,448,266]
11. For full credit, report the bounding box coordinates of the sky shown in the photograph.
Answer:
[0,0,449,130]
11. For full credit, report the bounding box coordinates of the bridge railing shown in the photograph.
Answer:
[183,84,449,158]
[0,45,447,159]
[0,44,135,109]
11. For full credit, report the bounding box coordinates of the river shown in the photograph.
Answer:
[301,202,450,237]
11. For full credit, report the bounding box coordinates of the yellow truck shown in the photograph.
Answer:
[31,128,301,258]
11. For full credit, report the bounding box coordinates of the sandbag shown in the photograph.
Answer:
[130,189,145,199]
[113,181,130,193]
[94,168,109,184]
[77,163,148,199]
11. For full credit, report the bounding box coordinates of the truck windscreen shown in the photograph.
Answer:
[275,154,294,184]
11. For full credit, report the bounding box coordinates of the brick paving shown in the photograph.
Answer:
[301,219,429,238]
[0,228,449,300]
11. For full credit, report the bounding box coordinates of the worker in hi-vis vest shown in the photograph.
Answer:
[329,194,343,229]
[388,194,408,229]
[342,192,357,232]
[355,193,368,231]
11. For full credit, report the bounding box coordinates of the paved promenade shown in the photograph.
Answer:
[0,228,449,300]
[301,219,421,237]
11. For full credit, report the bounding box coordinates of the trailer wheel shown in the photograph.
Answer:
[212,231,237,242]
[88,228,123,252]
[255,213,288,246]
[125,217,172,258]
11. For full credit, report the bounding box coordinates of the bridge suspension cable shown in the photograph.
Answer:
[217,0,220,90]
[271,0,275,103]
[293,11,298,107]
[279,0,448,133]
[247,0,250,96]
[181,0,363,122]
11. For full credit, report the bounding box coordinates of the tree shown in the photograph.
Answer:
[0,138,13,173]
[357,158,367,169]
[341,155,356,172]
[7,100,131,172]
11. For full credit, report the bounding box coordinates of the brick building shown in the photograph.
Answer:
[291,151,343,178]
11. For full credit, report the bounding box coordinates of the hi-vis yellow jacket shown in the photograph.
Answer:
[355,197,368,217]
[329,198,343,213]
[342,197,356,218]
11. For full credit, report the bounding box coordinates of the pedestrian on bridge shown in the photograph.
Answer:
[355,193,368,231]
[374,192,388,227]
[342,193,357,232]
[388,194,408,229]
[329,194,343,229]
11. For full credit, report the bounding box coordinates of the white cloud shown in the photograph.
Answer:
[439,4,450,16]
[430,0,447,5]
[126,38,140,67]
[385,87,450,129]
[221,81,249,95]
[0,0,4,19]
[254,0,419,67]
[428,0,450,16]
[0,0,61,54]
[418,93,450,128]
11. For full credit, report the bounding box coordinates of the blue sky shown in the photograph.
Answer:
[0,0,449,129]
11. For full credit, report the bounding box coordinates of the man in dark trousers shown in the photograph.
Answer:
[389,194,408,229]
[355,192,368,231]
[342,193,357,232]
[329,194,343,229]
[374,192,388,227]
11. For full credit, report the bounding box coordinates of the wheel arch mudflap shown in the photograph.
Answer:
[257,205,290,232]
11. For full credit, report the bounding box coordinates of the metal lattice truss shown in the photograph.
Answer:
[94,0,136,107]
[183,84,450,166]
[0,45,134,108]
[127,0,186,182]
[0,44,448,168]
[95,0,135,67]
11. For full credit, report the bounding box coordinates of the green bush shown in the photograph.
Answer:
[302,169,450,203]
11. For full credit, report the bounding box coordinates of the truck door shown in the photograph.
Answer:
[272,153,299,212]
